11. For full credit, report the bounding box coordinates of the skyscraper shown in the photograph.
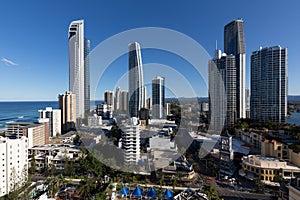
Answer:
[143,86,147,110]
[128,42,144,117]
[84,38,90,114]
[69,19,90,119]
[209,50,236,130]
[120,90,129,112]
[152,76,165,119]
[58,91,77,133]
[115,86,121,111]
[224,19,246,119]
[250,46,288,123]
[104,90,114,110]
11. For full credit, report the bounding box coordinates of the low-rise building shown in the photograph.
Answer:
[236,129,266,153]
[87,114,102,127]
[289,177,300,200]
[261,139,300,168]
[149,135,176,151]
[28,144,80,171]
[261,139,289,160]
[161,156,197,181]
[242,155,300,185]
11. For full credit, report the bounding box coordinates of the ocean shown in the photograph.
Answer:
[287,112,300,126]
[0,101,58,131]
[0,101,102,131]
[0,102,299,131]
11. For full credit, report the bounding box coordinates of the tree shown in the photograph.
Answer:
[56,174,67,188]
[8,168,20,199]
[73,133,81,145]
[29,154,37,174]
[202,184,221,200]
[171,177,177,191]
[240,121,249,131]
[46,176,59,198]
[77,177,99,199]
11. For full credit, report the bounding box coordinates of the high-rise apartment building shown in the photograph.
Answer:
[38,107,61,137]
[114,86,121,111]
[208,50,236,130]
[69,20,90,119]
[5,122,46,147]
[22,123,46,148]
[152,76,165,119]
[58,91,77,133]
[245,88,250,118]
[120,90,128,112]
[147,97,152,111]
[37,118,50,144]
[224,19,246,119]
[0,136,28,197]
[250,46,288,123]
[104,91,114,110]
[121,118,141,164]
[128,42,144,117]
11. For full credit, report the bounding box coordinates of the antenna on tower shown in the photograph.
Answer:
[215,40,218,50]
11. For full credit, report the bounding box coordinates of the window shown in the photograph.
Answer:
[277,146,281,150]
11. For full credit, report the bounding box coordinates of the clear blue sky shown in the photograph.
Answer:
[0,0,299,101]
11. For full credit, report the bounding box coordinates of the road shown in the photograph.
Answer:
[207,178,274,200]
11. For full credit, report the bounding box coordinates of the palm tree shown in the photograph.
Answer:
[46,176,58,198]
[171,178,177,191]
[77,177,98,199]
[56,174,67,188]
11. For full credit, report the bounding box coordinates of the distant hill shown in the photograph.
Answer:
[165,97,208,102]
[288,95,300,102]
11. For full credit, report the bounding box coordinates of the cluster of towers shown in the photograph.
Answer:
[209,19,288,132]
[103,42,166,120]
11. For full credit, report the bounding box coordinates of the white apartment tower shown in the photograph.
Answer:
[69,20,90,119]
[0,136,28,197]
[121,118,141,164]
[38,107,61,137]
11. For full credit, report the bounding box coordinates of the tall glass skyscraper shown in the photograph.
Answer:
[84,38,90,114]
[224,19,246,119]
[128,42,144,117]
[250,46,288,123]
[209,50,236,131]
[68,20,90,120]
[152,76,165,119]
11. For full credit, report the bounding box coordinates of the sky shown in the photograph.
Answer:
[0,0,299,101]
